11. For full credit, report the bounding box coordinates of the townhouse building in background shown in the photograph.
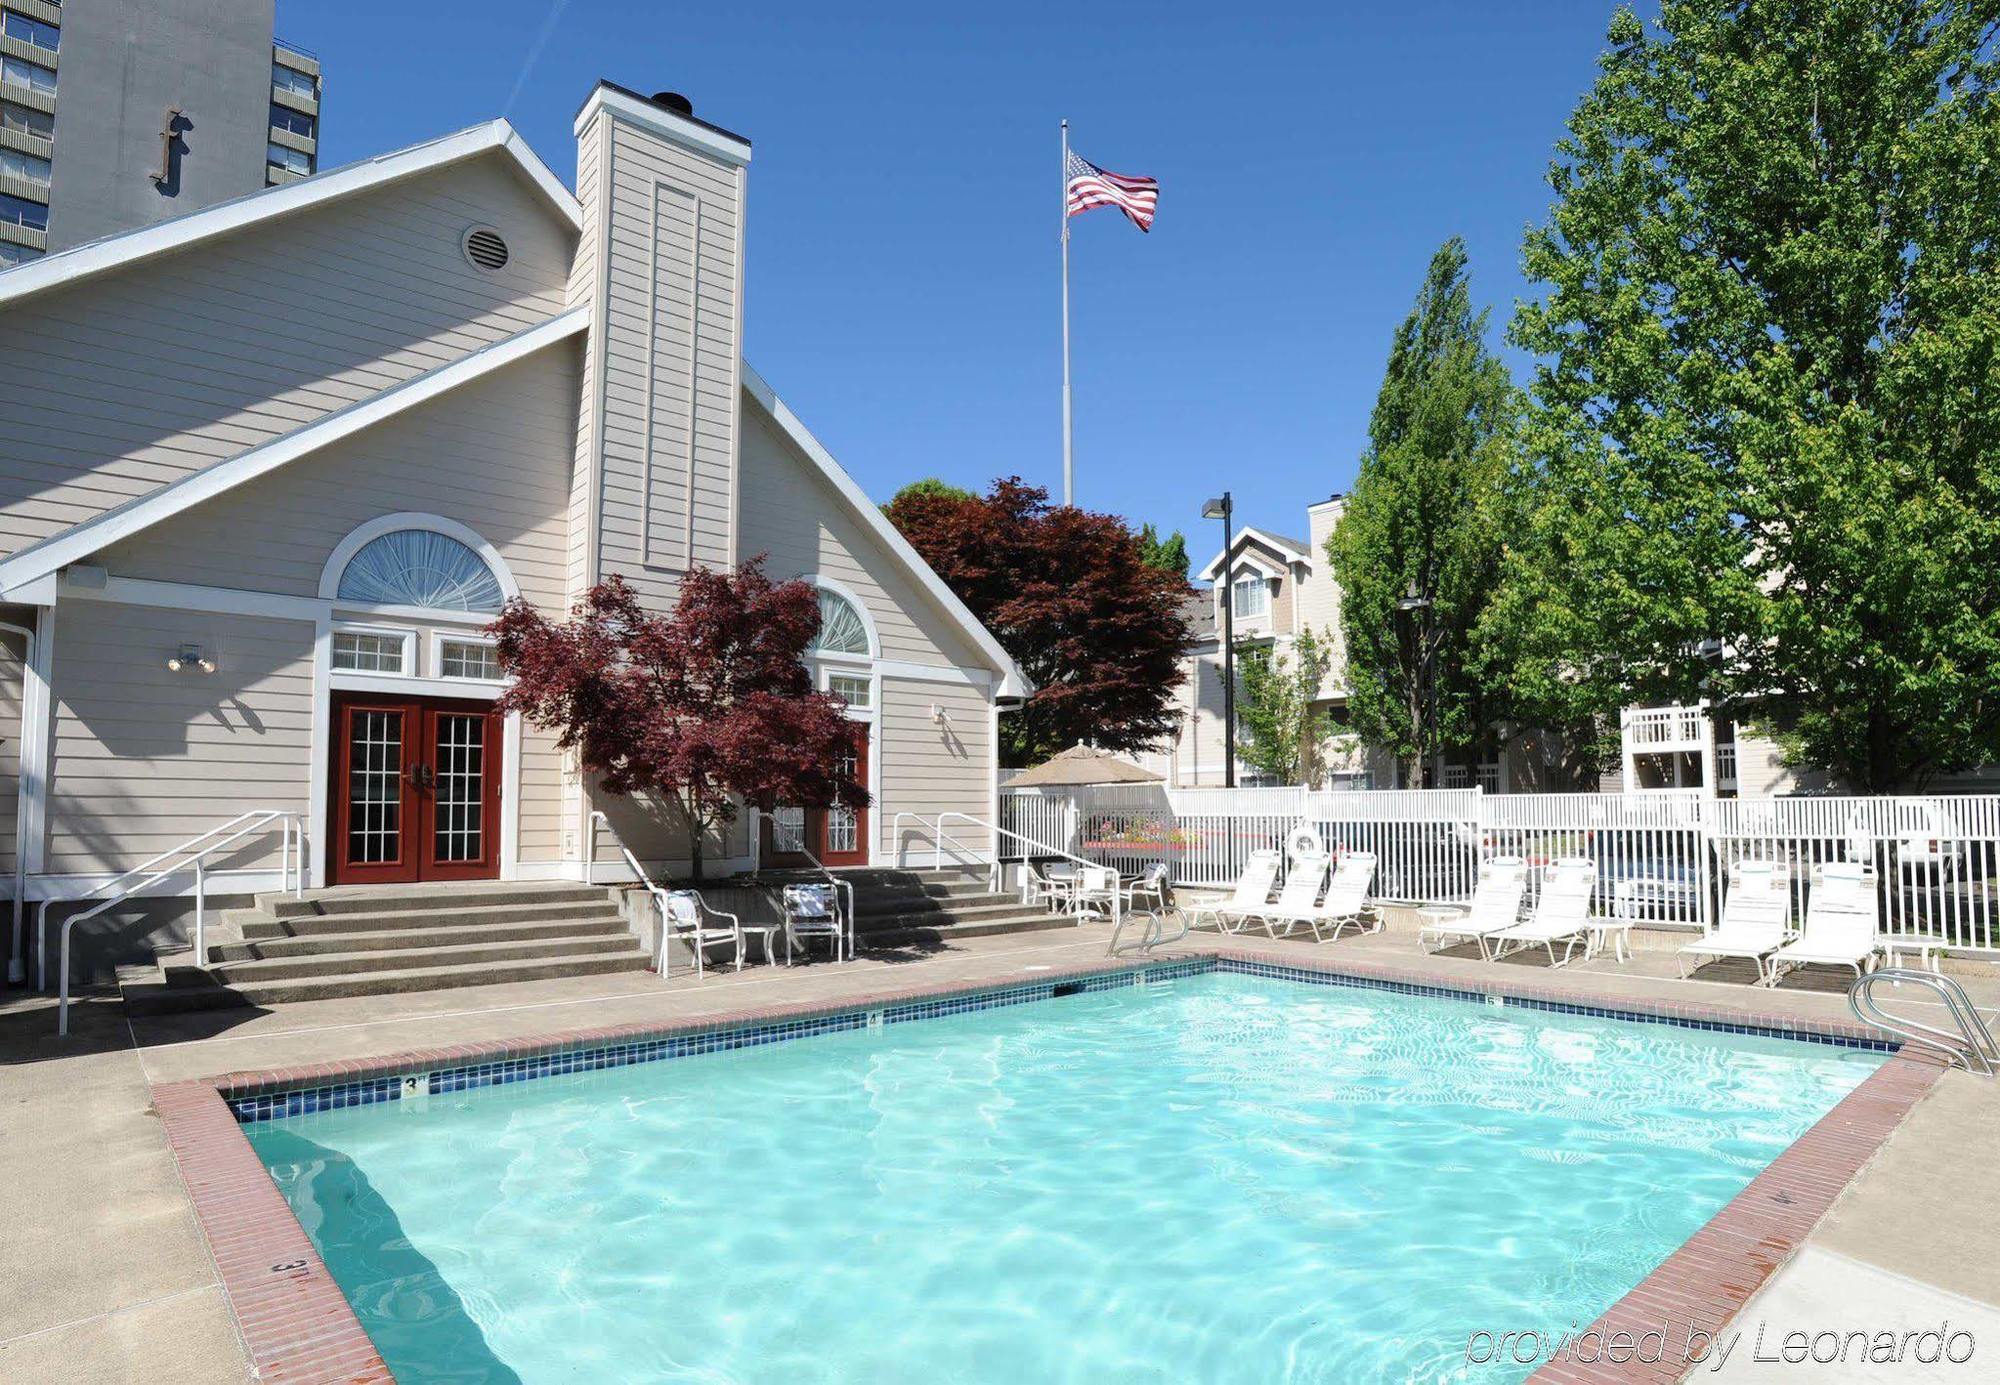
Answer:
[1,0,320,266]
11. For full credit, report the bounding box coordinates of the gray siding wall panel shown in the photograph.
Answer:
[878,680,992,861]
[95,348,582,611]
[48,603,314,874]
[0,154,577,560]
[736,401,986,670]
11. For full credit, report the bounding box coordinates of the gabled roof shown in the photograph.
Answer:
[0,120,580,312]
[740,365,1032,701]
[0,308,590,599]
[1197,527,1314,582]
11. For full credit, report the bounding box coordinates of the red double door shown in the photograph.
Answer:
[762,725,870,868]
[330,693,504,885]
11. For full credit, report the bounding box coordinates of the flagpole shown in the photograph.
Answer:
[1060,118,1074,507]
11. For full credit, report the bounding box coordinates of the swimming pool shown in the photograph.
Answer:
[244,967,1884,1383]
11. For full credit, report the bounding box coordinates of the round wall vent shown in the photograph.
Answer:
[462,226,509,271]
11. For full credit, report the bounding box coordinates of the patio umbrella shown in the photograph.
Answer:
[1009,743,1163,788]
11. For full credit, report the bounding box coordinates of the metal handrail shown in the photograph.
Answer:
[895,811,1121,931]
[1849,969,1999,1077]
[587,810,685,974]
[53,809,304,1036]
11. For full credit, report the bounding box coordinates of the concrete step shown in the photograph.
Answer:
[239,900,623,941]
[210,916,630,962]
[123,947,652,1013]
[261,882,615,920]
[189,933,640,983]
[861,912,1077,949]
[852,899,1045,932]
[848,884,1008,914]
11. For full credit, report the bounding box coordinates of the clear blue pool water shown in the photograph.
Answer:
[246,972,1882,1384]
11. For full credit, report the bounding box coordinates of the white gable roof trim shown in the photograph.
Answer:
[740,364,1032,701]
[1197,527,1316,582]
[0,306,591,599]
[0,120,580,313]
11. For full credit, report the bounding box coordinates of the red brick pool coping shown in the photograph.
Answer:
[148,948,1946,1384]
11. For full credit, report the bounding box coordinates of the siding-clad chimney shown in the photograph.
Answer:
[569,82,751,604]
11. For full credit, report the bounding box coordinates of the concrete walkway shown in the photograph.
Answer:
[3,917,1995,1382]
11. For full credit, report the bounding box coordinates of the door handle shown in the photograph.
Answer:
[408,762,435,791]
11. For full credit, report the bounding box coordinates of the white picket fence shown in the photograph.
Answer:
[999,784,2000,957]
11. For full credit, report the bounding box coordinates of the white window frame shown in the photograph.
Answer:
[329,623,415,676]
[430,631,507,685]
[1231,575,1270,620]
[821,666,875,714]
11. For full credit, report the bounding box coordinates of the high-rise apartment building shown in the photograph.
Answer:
[0,0,321,266]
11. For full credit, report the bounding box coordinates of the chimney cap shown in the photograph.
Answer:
[578,80,753,154]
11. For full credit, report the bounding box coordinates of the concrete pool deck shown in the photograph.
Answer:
[3,916,1996,1382]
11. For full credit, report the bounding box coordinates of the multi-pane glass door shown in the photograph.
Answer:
[331,695,502,884]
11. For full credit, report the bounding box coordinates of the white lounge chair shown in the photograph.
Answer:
[1185,849,1281,934]
[1677,861,1792,983]
[1263,851,1378,943]
[1417,856,1528,959]
[1765,863,1881,986]
[1252,851,1332,939]
[1489,857,1598,967]
[660,889,746,978]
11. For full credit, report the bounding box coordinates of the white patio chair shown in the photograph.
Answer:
[1677,861,1792,983]
[1119,861,1172,918]
[1489,857,1599,968]
[782,883,847,962]
[1251,851,1332,939]
[1184,849,1281,934]
[1262,850,1377,944]
[1417,856,1529,959]
[1021,861,1067,913]
[1069,865,1122,922]
[1766,862,1881,987]
[659,889,746,978]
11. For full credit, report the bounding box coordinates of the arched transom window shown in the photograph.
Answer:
[810,588,870,656]
[336,529,506,612]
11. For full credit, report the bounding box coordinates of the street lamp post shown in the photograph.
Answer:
[1202,493,1236,789]
[1396,579,1435,789]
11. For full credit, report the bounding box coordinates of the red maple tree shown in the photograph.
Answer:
[884,478,1193,765]
[489,562,867,879]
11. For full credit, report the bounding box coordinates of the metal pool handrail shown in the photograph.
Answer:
[1849,969,1998,1077]
[53,809,304,1036]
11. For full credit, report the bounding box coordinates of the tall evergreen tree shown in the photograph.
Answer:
[1136,523,1192,579]
[1507,1,2000,791]
[1327,238,1518,785]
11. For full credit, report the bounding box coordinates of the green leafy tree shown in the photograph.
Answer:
[1507,1,2000,791]
[1236,628,1335,784]
[885,477,976,509]
[1136,523,1191,579]
[1327,238,1518,787]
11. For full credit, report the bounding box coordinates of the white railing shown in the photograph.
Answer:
[53,810,304,1036]
[892,810,1121,928]
[1000,784,2000,960]
[1622,703,1710,749]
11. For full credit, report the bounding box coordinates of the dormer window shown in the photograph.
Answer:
[1231,575,1270,620]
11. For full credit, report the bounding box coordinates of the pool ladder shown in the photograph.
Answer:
[1848,969,1999,1077]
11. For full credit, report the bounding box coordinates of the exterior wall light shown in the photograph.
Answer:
[166,644,216,674]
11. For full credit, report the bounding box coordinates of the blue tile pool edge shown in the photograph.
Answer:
[223,953,1893,1125]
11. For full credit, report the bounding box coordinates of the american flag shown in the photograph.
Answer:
[1065,148,1158,233]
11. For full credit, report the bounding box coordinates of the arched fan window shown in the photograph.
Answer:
[336,529,505,612]
[811,588,870,656]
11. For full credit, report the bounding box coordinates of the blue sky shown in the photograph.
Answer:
[285,1,1628,559]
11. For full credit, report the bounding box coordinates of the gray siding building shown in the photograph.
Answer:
[0,0,320,265]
